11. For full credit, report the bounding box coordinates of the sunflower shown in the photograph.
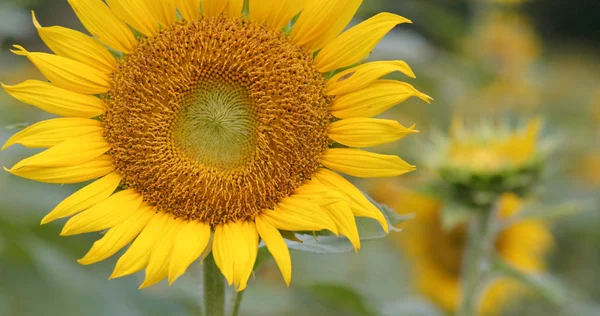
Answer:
[421,118,546,209]
[372,184,553,314]
[2,0,430,290]
[444,118,541,174]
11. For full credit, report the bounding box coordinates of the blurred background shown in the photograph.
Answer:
[0,0,598,315]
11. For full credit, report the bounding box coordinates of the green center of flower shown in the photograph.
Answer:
[174,82,257,169]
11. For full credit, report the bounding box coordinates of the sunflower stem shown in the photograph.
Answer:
[458,204,499,316]
[229,289,245,316]
[203,253,225,316]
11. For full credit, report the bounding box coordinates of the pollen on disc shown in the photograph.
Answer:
[102,16,332,225]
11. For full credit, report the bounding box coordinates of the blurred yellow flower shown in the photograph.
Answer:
[468,12,541,77]
[445,118,542,173]
[575,153,600,186]
[372,183,553,314]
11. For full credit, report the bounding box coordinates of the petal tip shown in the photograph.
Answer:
[10,45,28,56]
[109,268,126,280]
[1,141,12,151]
[40,214,54,225]
[77,257,93,265]
[31,11,41,29]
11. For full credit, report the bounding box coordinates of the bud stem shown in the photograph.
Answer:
[457,204,500,316]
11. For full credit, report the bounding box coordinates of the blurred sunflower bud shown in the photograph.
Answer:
[425,117,550,210]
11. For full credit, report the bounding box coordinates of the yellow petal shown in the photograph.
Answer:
[248,0,271,24]
[250,0,304,30]
[212,223,233,285]
[293,180,350,205]
[314,168,388,232]
[297,0,362,52]
[321,148,415,178]
[140,217,183,289]
[32,12,116,74]
[262,196,338,234]
[291,0,360,51]
[4,155,114,184]
[168,220,211,284]
[2,118,102,150]
[147,0,178,27]
[60,189,144,236]
[41,172,122,225]
[213,221,259,291]
[78,204,154,264]
[328,118,417,148]
[255,215,292,286]
[1,80,106,118]
[67,0,137,53]
[175,0,201,21]
[105,0,160,36]
[202,0,228,17]
[314,12,411,72]
[326,60,415,95]
[11,45,110,95]
[331,80,432,119]
[323,202,360,250]
[111,211,170,279]
[225,0,244,18]
[10,134,110,170]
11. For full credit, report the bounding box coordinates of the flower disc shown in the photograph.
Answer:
[103,17,331,225]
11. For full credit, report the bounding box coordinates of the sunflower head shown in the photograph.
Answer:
[424,117,546,209]
[371,183,553,314]
[2,0,430,291]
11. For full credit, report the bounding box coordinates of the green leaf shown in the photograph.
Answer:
[302,283,377,316]
[515,202,585,221]
[493,255,567,306]
[500,201,587,230]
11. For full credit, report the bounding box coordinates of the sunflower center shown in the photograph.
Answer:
[174,82,256,169]
[103,16,331,225]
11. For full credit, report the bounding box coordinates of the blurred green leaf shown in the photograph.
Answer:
[500,201,587,231]
[303,283,377,316]
[493,255,567,306]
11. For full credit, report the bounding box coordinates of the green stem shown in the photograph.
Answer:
[229,289,245,316]
[203,254,225,316]
[458,204,499,316]
[458,214,486,316]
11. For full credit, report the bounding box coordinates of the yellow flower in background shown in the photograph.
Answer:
[2,0,431,290]
[445,118,542,173]
[372,183,553,314]
[575,153,600,186]
[468,12,541,77]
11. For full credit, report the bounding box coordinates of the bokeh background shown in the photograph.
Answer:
[1,0,598,315]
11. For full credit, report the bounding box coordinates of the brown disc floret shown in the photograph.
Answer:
[103,16,332,225]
